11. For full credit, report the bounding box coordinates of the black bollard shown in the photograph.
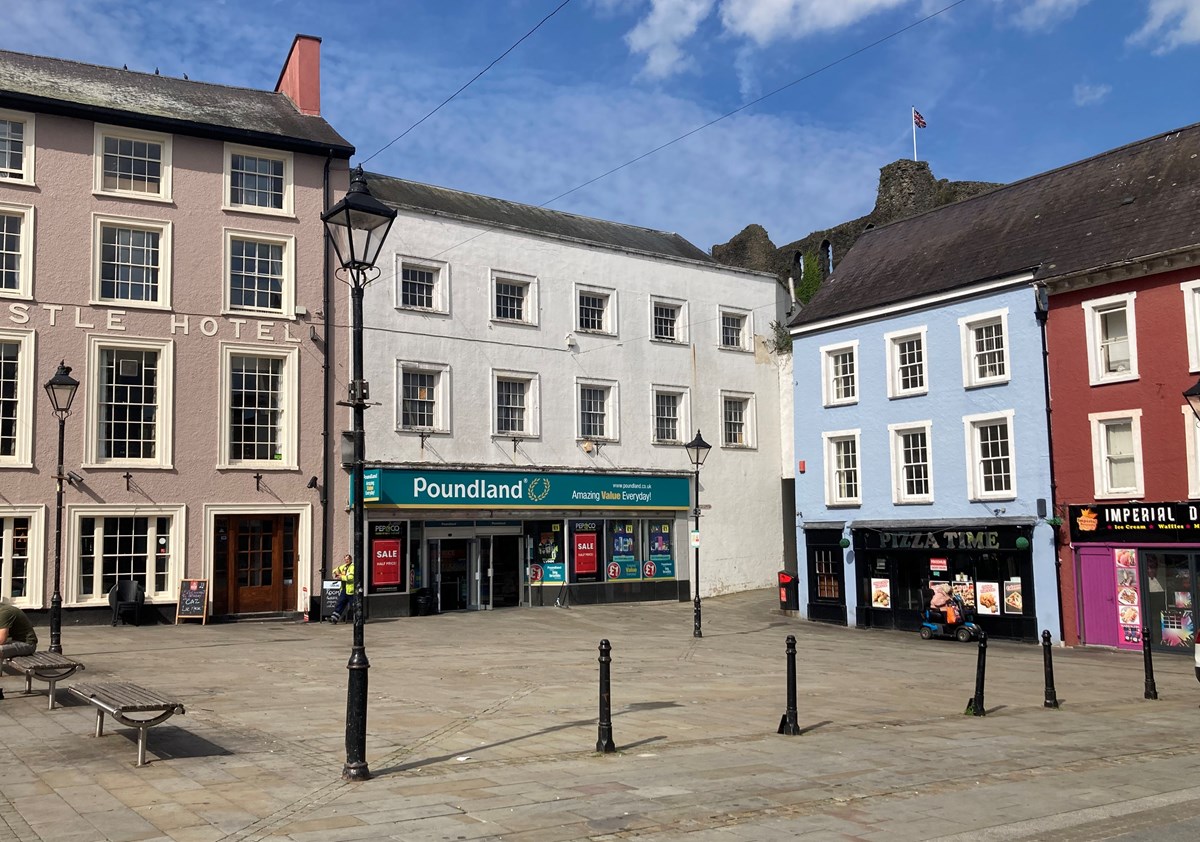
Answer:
[1142,626,1159,700]
[778,634,801,735]
[597,639,616,753]
[1042,630,1060,709]
[965,631,987,716]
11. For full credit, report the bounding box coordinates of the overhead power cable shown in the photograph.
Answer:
[358,0,575,167]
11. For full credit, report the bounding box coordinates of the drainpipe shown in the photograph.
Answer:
[1035,282,1066,643]
[320,151,333,586]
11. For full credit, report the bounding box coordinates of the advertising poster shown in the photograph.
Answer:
[976,581,1000,615]
[1114,549,1142,646]
[648,521,675,578]
[1003,581,1023,615]
[573,530,598,575]
[608,521,640,580]
[371,539,402,587]
[1161,609,1195,647]
[930,558,948,572]
[870,578,892,609]
[952,578,976,609]
[542,563,565,583]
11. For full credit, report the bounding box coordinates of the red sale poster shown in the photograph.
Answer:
[574,532,598,575]
[372,539,402,586]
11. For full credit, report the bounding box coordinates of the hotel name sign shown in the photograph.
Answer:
[4,303,304,342]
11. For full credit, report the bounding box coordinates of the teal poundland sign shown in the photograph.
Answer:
[367,469,689,510]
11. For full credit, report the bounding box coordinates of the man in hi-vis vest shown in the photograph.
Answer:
[330,554,355,624]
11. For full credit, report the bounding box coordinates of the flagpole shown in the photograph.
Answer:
[912,106,917,162]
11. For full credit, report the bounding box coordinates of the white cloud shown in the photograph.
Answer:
[1009,0,1091,32]
[625,0,717,79]
[1129,0,1200,54]
[1072,81,1111,106]
[719,0,911,46]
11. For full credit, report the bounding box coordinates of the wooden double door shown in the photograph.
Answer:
[213,514,298,615]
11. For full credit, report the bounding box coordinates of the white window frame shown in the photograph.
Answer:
[885,326,929,398]
[1089,409,1144,499]
[91,213,173,310]
[889,420,934,504]
[720,389,757,449]
[718,306,752,352]
[958,308,1010,388]
[0,201,33,300]
[1182,405,1200,499]
[223,143,294,216]
[0,328,35,467]
[66,504,186,606]
[0,109,35,186]
[576,377,619,442]
[217,342,299,470]
[93,124,172,202]
[395,255,449,314]
[83,334,174,469]
[651,385,689,446]
[0,506,45,608]
[492,368,540,439]
[650,295,688,344]
[820,340,859,407]
[1180,280,1200,373]
[490,269,538,326]
[1082,292,1138,385]
[222,229,296,319]
[822,429,862,507]
[575,283,616,335]
[396,360,451,434]
[963,409,1016,502]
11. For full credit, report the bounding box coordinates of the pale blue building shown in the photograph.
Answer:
[789,206,1060,642]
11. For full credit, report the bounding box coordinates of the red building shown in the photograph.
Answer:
[1046,124,1200,654]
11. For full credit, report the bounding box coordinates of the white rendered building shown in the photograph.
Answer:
[350,175,789,616]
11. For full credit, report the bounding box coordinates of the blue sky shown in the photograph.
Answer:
[2,1,1198,251]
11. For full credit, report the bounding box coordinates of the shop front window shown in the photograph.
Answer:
[1142,552,1195,650]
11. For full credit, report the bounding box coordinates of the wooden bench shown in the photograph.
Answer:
[2,653,85,710]
[68,682,186,766]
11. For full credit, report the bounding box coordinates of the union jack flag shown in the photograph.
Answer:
[913,109,927,129]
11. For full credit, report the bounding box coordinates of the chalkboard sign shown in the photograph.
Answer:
[321,580,342,620]
[175,579,209,624]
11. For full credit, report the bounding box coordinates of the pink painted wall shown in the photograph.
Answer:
[0,108,350,609]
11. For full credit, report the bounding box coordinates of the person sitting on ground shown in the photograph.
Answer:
[929,584,954,622]
[330,554,355,624]
[1,600,38,698]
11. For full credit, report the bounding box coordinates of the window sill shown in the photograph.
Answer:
[222,307,295,321]
[824,399,859,408]
[221,204,295,220]
[718,345,752,353]
[888,391,929,400]
[490,318,539,328]
[81,461,174,470]
[1094,490,1144,500]
[0,177,35,188]
[0,462,34,470]
[89,298,173,312]
[965,378,1010,390]
[720,443,757,451]
[1090,372,1139,386]
[649,337,686,345]
[396,305,449,316]
[217,462,299,472]
[92,189,173,205]
[826,502,862,509]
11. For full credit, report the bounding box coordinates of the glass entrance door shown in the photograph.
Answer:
[476,537,493,610]
[1142,551,1196,652]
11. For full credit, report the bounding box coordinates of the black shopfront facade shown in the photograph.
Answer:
[851,520,1038,642]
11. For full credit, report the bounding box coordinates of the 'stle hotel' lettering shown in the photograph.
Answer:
[6,303,303,342]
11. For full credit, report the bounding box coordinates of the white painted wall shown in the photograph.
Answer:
[359,207,788,596]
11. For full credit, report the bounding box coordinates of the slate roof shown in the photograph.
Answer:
[791,121,1200,328]
[0,49,352,156]
[366,173,715,264]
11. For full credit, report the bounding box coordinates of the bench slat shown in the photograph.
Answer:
[8,653,83,670]
[70,682,184,713]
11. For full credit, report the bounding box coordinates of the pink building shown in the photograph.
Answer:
[0,37,352,623]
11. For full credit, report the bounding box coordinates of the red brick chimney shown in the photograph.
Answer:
[275,34,322,116]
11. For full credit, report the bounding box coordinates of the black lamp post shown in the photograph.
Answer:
[683,430,712,638]
[321,166,396,782]
[43,361,79,655]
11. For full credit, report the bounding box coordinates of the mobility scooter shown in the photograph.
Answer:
[919,592,981,642]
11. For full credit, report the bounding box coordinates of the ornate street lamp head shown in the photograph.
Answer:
[1186,377,1200,423]
[321,166,397,274]
[684,430,712,470]
[44,361,79,418]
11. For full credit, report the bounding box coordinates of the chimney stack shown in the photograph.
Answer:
[275,34,322,117]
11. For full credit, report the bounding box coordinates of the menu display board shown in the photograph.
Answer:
[870,578,891,609]
[1003,581,1024,615]
[175,579,208,624]
[1114,549,1142,644]
[321,579,342,619]
[952,577,976,610]
[976,581,1000,615]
